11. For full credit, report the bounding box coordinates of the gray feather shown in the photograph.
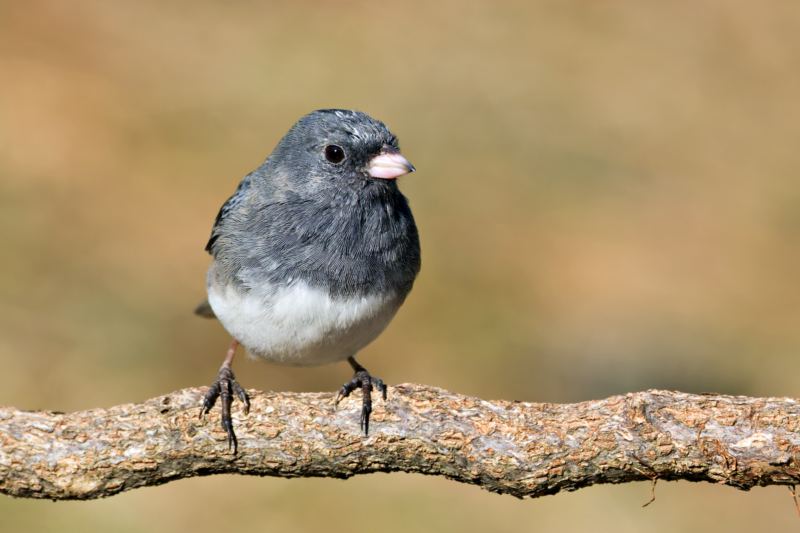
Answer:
[205,109,421,302]
[194,299,217,319]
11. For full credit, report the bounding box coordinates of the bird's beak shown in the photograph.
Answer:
[368,146,415,179]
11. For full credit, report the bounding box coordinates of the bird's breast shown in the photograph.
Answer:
[207,278,402,367]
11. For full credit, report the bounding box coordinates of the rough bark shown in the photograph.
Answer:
[2,385,800,500]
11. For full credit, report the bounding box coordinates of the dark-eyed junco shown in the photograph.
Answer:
[195,110,420,451]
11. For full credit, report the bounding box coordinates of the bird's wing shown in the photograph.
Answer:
[204,174,252,256]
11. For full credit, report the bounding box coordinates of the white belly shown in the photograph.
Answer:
[207,280,401,367]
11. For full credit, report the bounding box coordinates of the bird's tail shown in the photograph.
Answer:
[194,299,217,319]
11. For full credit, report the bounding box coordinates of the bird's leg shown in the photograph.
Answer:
[334,356,387,435]
[199,339,250,453]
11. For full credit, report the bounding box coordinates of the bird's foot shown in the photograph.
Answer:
[335,368,387,435]
[199,365,250,453]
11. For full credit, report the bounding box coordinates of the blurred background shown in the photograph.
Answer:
[2,0,800,531]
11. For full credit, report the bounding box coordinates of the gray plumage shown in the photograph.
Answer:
[205,110,419,299]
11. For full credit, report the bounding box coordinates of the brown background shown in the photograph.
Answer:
[2,0,800,531]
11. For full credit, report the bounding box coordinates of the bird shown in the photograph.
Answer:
[195,109,420,452]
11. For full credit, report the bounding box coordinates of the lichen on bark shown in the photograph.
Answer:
[2,385,800,500]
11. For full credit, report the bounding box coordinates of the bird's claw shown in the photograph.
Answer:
[336,371,387,435]
[200,365,250,453]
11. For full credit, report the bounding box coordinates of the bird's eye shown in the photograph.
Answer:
[324,145,345,163]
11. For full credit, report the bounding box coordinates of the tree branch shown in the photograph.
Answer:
[2,385,800,500]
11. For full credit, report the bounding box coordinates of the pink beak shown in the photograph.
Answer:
[368,146,416,179]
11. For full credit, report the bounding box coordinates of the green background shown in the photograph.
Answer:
[2,0,800,531]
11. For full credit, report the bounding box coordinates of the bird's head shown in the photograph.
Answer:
[266,109,415,195]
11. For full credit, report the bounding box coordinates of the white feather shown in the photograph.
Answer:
[207,280,401,367]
